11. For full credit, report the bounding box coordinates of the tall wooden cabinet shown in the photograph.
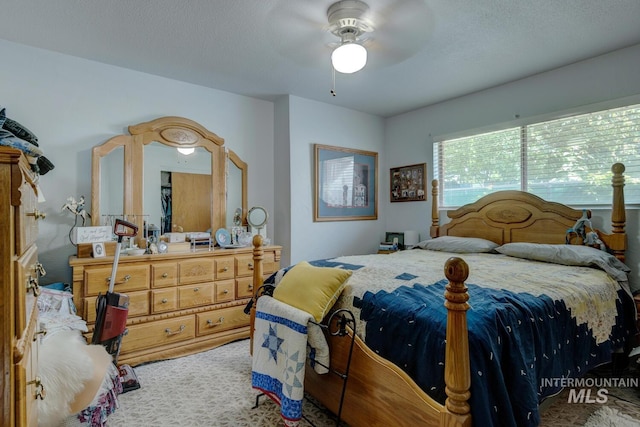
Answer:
[1,147,45,427]
[69,245,281,366]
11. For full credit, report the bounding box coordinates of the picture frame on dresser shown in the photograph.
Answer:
[92,242,106,258]
[314,144,378,222]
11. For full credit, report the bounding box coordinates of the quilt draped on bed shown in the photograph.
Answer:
[355,280,631,427]
[251,295,329,426]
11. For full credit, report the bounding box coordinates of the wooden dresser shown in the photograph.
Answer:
[0,147,45,427]
[69,245,281,366]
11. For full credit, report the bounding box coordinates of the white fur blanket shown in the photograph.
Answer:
[38,330,112,427]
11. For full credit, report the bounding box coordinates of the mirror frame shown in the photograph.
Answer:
[91,116,246,244]
[227,149,248,227]
[247,206,268,229]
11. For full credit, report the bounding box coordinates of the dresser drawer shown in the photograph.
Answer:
[15,178,39,255]
[196,305,250,336]
[16,332,39,427]
[122,315,196,353]
[14,299,40,427]
[15,245,39,333]
[214,256,235,280]
[179,259,215,285]
[84,290,149,322]
[85,264,150,296]
[152,288,178,313]
[235,255,254,277]
[215,280,235,303]
[236,276,254,299]
[178,283,215,309]
[151,262,178,288]
[263,252,277,274]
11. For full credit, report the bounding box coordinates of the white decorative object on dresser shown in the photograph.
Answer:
[70,246,281,366]
[0,147,46,427]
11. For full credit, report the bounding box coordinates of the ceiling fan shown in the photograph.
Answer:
[266,0,432,73]
[326,0,374,73]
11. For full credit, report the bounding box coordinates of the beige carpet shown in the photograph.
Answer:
[106,339,640,426]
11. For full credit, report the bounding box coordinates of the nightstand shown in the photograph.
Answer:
[377,249,398,254]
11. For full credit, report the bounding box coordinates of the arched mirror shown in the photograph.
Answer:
[91,116,247,246]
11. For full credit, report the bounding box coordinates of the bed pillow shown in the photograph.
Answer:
[417,236,499,253]
[273,261,352,322]
[495,243,630,281]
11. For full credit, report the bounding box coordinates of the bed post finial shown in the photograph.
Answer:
[431,179,440,238]
[442,257,472,426]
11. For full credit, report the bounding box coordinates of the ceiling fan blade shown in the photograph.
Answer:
[266,0,335,67]
[362,0,434,67]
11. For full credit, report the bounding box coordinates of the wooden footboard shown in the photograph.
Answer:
[251,240,471,427]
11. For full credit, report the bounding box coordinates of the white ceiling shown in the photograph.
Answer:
[1,0,639,118]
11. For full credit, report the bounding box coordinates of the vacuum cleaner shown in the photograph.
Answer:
[91,218,139,364]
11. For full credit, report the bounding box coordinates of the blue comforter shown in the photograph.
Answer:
[353,281,632,427]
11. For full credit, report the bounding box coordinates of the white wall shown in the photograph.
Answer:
[2,38,639,293]
[0,39,275,284]
[275,96,385,265]
[384,44,640,293]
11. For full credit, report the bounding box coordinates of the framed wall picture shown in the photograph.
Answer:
[92,242,106,258]
[390,163,427,203]
[314,144,378,221]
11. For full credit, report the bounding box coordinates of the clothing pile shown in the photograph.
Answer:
[0,106,54,174]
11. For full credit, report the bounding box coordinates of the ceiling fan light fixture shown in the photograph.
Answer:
[332,42,367,74]
[177,147,195,155]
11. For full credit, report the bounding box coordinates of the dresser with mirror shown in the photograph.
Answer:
[69,117,280,366]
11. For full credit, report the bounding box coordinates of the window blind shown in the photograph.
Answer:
[434,104,640,207]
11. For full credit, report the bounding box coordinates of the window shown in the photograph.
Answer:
[434,104,640,207]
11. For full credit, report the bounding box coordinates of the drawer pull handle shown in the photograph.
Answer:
[27,377,46,400]
[106,274,131,285]
[162,273,168,278]
[223,289,229,294]
[248,285,253,290]
[207,317,225,327]
[35,262,47,277]
[223,266,229,272]
[248,263,254,269]
[165,325,186,336]
[26,276,40,297]
[161,298,168,304]
[33,328,47,341]
[27,210,46,220]
[193,287,199,292]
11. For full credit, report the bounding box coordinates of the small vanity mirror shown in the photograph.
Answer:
[247,206,268,230]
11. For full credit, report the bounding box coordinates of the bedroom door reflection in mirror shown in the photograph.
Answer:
[143,142,212,233]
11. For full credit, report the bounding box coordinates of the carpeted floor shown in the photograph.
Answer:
[106,339,640,426]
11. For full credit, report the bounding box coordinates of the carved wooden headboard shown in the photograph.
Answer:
[430,163,627,261]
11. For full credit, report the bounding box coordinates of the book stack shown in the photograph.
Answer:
[378,241,398,252]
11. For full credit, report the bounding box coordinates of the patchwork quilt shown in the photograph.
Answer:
[251,295,329,426]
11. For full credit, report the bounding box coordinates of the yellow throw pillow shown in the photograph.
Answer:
[273,261,352,322]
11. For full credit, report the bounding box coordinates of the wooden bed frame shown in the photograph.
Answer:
[250,163,627,427]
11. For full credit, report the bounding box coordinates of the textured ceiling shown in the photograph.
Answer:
[1,0,639,117]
